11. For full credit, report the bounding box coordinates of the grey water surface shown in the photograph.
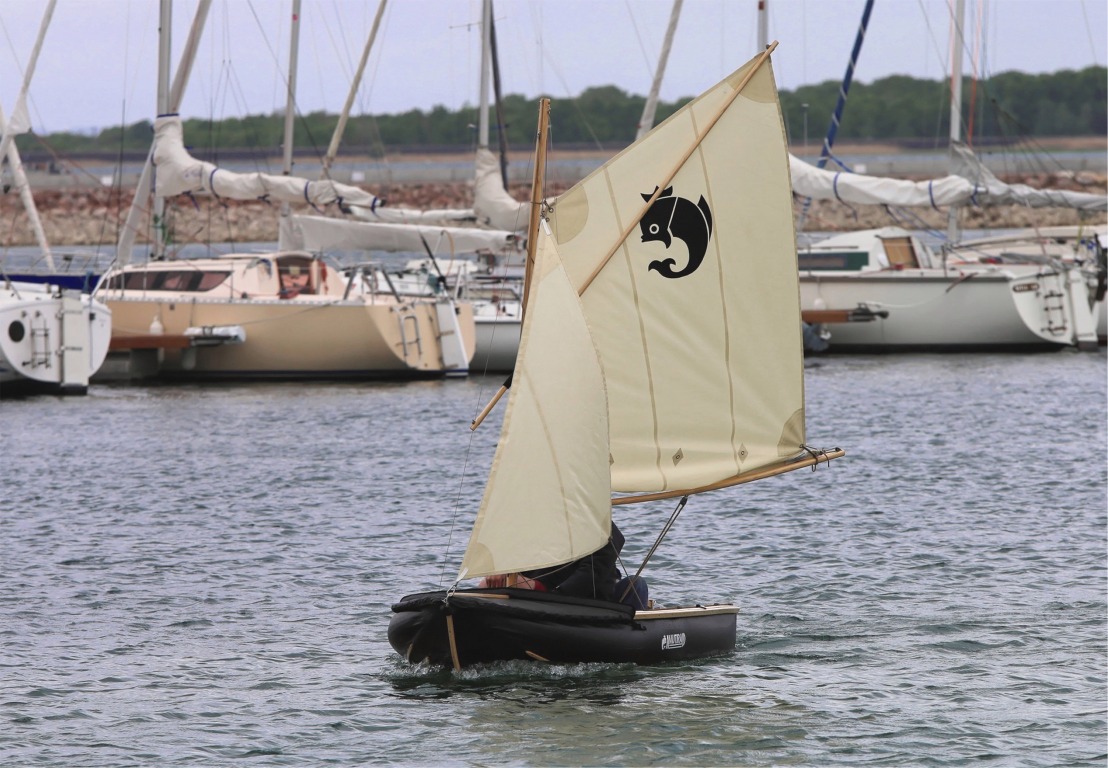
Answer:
[2,352,1105,766]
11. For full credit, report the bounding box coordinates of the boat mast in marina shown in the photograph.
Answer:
[787,0,1105,352]
[95,0,475,381]
[0,0,112,396]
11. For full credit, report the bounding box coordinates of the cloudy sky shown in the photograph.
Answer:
[2,0,1105,135]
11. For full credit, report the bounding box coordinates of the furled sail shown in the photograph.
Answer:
[551,50,807,494]
[789,143,1106,212]
[330,148,527,229]
[153,115,382,210]
[281,214,518,255]
[948,142,1107,211]
[473,147,529,231]
[789,154,973,208]
[348,204,477,226]
[459,227,611,579]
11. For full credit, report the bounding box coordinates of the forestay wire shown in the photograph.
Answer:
[436,110,549,585]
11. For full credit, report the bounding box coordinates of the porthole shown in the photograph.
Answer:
[8,320,26,342]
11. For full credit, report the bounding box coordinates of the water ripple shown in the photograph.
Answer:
[1,354,1105,765]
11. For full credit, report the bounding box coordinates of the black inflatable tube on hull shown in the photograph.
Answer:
[388,588,737,668]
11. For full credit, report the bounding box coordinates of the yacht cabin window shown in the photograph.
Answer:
[881,237,920,268]
[105,270,231,292]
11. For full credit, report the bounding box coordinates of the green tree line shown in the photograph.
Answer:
[26,66,1105,159]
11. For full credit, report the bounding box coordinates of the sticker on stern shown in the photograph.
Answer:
[661,632,686,650]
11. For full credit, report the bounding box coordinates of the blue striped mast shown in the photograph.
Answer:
[796,0,875,231]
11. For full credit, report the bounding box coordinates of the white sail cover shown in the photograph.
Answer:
[282,214,518,254]
[153,115,382,210]
[949,141,1107,211]
[473,147,529,231]
[790,143,1106,212]
[343,147,526,227]
[348,204,476,225]
[459,228,611,579]
[551,51,807,494]
[789,155,973,208]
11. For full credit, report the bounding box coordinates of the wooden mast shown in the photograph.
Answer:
[520,98,551,319]
[611,448,846,506]
[470,98,550,431]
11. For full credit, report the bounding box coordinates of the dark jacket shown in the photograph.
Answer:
[524,522,625,601]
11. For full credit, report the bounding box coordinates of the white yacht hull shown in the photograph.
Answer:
[801,267,1081,351]
[105,295,474,379]
[0,283,111,395]
[472,304,521,372]
[950,225,1107,347]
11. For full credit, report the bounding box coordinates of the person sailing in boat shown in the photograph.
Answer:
[478,521,649,608]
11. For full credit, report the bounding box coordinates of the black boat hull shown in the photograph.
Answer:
[389,588,737,668]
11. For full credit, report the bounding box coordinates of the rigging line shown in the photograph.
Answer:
[320,0,355,87]
[988,104,1071,176]
[800,444,832,470]
[797,0,874,232]
[885,206,946,243]
[966,0,985,145]
[623,0,656,81]
[242,0,282,99]
[1079,0,1102,66]
[915,0,951,149]
[438,374,493,591]
[532,48,605,151]
[621,495,689,602]
[233,6,354,182]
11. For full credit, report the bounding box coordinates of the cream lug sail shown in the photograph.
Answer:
[460,229,611,578]
[550,54,806,495]
[391,46,842,670]
[459,48,838,581]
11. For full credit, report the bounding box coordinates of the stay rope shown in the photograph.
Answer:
[619,495,688,603]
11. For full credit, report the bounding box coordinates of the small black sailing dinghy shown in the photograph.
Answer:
[389,43,844,670]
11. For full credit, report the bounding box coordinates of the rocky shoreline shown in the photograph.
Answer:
[1,171,1104,249]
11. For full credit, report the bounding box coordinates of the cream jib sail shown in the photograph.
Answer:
[460,48,830,582]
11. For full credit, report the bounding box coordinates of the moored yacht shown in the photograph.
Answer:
[948,224,1106,345]
[1,280,111,395]
[346,256,523,373]
[799,227,1098,351]
[98,250,474,380]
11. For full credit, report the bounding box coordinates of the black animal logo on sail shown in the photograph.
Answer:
[638,186,714,279]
